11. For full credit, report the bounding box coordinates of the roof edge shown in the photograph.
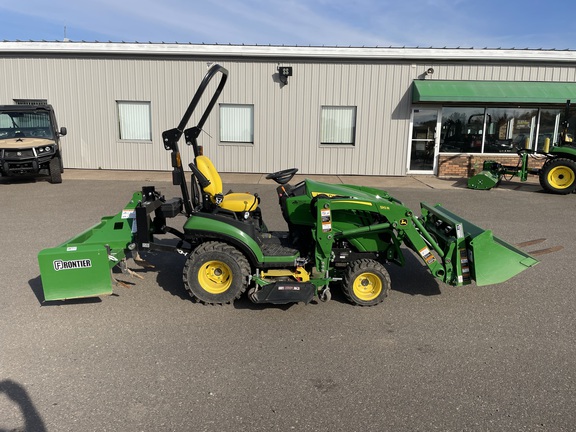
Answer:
[1,41,576,62]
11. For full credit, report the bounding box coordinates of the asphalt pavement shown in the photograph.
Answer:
[0,170,573,432]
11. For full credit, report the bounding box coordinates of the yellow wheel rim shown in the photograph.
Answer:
[198,260,232,294]
[353,272,383,301]
[548,166,575,189]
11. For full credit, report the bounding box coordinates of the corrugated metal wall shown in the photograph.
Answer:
[1,52,575,175]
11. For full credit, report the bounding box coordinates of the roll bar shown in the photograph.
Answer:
[161,64,229,216]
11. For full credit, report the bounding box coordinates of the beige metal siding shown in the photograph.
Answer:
[205,60,417,176]
[0,56,416,175]
[1,46,575,176]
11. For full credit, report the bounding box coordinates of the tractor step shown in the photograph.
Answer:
[259,231,300,261]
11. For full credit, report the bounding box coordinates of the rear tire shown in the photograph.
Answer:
[539,158,576,194]
[183,241,250,304]
[48,156,62,184]
[343,259,390,306]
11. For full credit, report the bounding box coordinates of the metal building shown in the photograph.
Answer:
[2,41,576,177]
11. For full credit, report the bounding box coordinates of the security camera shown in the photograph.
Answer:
[426,67,435,75]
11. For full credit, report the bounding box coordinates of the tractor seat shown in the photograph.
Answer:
[195,155,259,212]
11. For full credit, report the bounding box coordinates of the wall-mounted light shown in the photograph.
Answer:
[425,67,434,76]
[278,66,293,85]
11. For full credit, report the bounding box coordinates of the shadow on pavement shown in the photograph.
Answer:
[0,379,47,432]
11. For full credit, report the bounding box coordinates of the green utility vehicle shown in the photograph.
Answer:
[0,104,67,183]
[468,101,576,194]
[37,65,538,306]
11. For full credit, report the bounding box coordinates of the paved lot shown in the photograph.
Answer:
[1,171,574,431]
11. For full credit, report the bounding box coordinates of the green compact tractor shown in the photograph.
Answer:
[38,65,538,306]
[468,101,576,194]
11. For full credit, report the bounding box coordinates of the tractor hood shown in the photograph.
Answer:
[305,179,399,204]
[0,137,56,149]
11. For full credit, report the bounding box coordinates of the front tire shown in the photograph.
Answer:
[48,156,63,184]
[343,259,390,306]
[539,158,576,194]
[183,241,250,304]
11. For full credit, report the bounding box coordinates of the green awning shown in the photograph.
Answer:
[412,80,576,104]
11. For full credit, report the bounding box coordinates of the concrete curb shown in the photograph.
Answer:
[60,168,540,191]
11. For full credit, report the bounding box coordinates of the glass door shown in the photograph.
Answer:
[408,108,440,173]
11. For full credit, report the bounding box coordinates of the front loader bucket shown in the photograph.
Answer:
[467,229,538,286]
[420,204,538,286]
[37,194,139,301]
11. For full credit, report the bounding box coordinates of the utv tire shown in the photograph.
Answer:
[183,241,250,304]
[48,156,63,184]
[343,259,390,306]
[539,158,576,195]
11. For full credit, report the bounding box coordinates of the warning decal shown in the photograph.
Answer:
[418,247,436,264]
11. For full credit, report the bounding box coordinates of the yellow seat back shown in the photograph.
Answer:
[195,155,223,197]
[195,155,258,212]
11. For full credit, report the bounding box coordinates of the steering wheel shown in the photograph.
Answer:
[266,168,298,185]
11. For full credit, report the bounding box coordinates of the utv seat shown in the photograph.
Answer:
[195,155,259,212]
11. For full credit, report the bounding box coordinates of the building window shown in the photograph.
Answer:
[440,106,564,154]
[117,101,152,141]
[534,108,561,151]
[484,107,539,153]
[220,104,254,143]
[321,106,356,145]
[440,107,486,153]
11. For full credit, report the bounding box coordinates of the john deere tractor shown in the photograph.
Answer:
[38,65,538,306]
[468,100,576,194]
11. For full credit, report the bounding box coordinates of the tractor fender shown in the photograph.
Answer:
[548,145,576,160]
[183,213,265,265]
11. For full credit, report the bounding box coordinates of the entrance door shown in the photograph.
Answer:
[408,108,440,173]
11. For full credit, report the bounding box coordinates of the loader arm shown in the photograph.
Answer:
[310,195,448,278]
[309,191,538,288]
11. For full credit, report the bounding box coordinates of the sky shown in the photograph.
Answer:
[1,0,575,50]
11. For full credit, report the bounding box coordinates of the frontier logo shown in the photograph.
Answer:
[53,259,92,271]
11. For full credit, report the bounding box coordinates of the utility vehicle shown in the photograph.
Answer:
[0,104,67,183]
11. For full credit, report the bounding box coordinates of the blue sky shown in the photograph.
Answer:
[1,0,574,49]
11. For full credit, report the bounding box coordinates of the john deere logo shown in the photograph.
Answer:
[53,259,92,271]
[400,219,408,226]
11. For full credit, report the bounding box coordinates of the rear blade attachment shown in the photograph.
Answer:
[37,192,141,301]
[420,203,538,287]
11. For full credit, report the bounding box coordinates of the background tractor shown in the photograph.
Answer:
[468,100,576,194]
[38,65,538,306]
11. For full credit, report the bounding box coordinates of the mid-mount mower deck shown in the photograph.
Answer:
[38,65,538,306]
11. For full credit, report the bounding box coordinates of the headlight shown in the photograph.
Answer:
[36,145,53,154]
